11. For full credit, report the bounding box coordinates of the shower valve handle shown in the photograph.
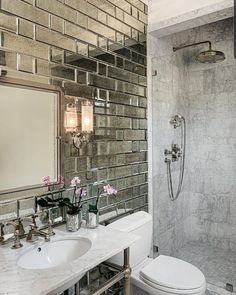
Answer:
[164,145,182,162]
[164,149,172,156]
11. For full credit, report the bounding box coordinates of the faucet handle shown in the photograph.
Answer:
[31,214,38,226]
[17,218,25,237]
[47,219,55,236]
[26,223,38,242]
[11,229,23,249]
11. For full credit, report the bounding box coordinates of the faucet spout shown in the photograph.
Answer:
[26,224,50,242]
[36,230,50,242]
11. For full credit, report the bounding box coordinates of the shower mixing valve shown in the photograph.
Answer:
[164,144,182,162]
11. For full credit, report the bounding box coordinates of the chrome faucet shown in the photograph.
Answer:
[6,221,23,249]
[26,223,50,242]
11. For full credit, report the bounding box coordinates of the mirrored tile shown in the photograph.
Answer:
[18,54,34,73]
[2,31,49,60]
[112,0,131,13]
[108,66,138,84]
[88,0,115,16]
[36,0,76,23]
[65,21,97,46]
[0,50,17,69]
[108,41,131,59]
[77,41,88,56]
[77,11,88,28]
[2,0,49,26]
[98,9,107,24]
[50,15,64,33]
[65,0,97,19]
[127,0,145,12]
[65,51,97,72]
[116,56,124,69]
[98,63,107,76]
[18,19,34,39]
[64,81,93,98]
[98,37,107,50]
[124,13,145,33]
[88,18,115,41]
[89,45,115,65]
[50,64,75,81]
[50,47,64,63]
[0,12,17,32]
[107,16,131,37]
[89,74,115,90]
[0,201,17,222]
[124,60,146,76]
[36,26,76,52]
[18,197,36,217]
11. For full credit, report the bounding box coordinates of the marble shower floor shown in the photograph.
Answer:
[174,241,236,295]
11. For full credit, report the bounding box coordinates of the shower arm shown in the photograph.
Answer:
[173,41,212,52]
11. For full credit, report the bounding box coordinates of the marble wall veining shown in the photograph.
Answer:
[184,17,236,251]
[0,0,148,217]
[150,17,236,254]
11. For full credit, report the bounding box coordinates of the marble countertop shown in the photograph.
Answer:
[0,225,137,295]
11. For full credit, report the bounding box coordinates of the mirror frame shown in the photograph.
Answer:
[0,76,64,199]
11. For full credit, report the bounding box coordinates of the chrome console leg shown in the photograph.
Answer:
[123,247,131,295]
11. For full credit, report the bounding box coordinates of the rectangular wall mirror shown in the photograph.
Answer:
[0,77,63,196]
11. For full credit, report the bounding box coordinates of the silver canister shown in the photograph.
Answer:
[86,211,99,229]
[66,211,82,232]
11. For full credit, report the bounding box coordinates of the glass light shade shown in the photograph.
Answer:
[64,104,78,132]
[82,101,93,133]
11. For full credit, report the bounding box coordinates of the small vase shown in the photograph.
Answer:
[66,211,82,232]
[86,204,99,229]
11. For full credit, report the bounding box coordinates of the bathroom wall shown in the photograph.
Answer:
[0,0,148,217]
[151,17,236,254]
[183,17,236,251]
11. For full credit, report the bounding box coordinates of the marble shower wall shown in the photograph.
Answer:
[150,34,191,256]
[151,17,236,254]
[181,18,236,251]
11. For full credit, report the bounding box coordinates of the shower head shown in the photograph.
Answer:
[196,48,225,63]
[173,41,225,63]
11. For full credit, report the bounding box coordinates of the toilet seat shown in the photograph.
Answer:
[140,255,206,295]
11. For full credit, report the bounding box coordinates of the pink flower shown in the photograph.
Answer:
[103,184,117,195]
[76,188,87,197]
[70,176,81,187]
[59,175,64,184]
[42,175,52,186]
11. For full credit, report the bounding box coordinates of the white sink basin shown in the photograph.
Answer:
[17,238,92,270]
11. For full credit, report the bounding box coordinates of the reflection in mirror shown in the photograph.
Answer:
[0,78,62,195]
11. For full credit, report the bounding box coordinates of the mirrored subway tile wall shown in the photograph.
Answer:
[0,0,148,215]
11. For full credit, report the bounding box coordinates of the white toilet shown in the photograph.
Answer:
[107,211,206,295]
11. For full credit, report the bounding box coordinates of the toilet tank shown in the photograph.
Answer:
[107,211,153,267]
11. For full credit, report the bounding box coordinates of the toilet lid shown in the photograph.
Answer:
[140,255,205,291]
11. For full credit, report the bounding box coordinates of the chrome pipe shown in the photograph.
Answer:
[165,115,186,201]
[90,271,124,295]
[173,40,212,52]
[124,248,131,295]
[90,247,131,295]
